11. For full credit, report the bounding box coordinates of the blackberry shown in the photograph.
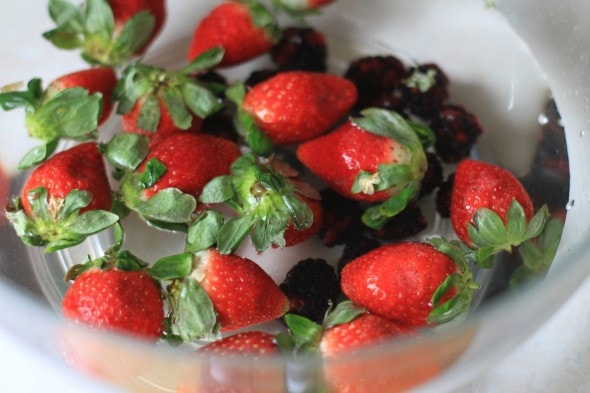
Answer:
[419,152,444,198]
[400,63,449,119]
[337,234,381,276]
[431,104,483,163]
[279,258,339,323]
[270,27,328,72]
[245,69,278,88]
[370,203,428,241]
[344,55,406,111]
[201,110,240,143]
[436,173,455,218]
[318,188,364,246]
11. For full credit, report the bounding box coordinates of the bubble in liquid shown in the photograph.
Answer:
[566,200,575,210]
[580,130,587,137]
[538,113,549,125]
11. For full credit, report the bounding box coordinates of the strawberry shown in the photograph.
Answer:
[0,68,116,168]
[340,242,477,327]
[450,159,550,264]
[273,0,336,11]
[227,71,357,155]
[62,245,165,340]
[6,143,119,252]
[43,0,165,66]
[296,108,432,229]
[197,153,322,253]
[176,331,282,393]
[149,248,290,341]
[114,48,225,139]
[187,1,279,67]
[119,132,241,226]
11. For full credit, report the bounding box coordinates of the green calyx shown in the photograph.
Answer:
[270,0,322,23]
[0,79,102,167]
[467,201,551,268]
[197,153,318,254]
[240,0,281,42]
[150,251,220,342]
[43,0,156,66]
[6,187,119,253]
[114,47,225,132]
[226,83,274,157]
[277,301,365,356]
[350,108,433,230]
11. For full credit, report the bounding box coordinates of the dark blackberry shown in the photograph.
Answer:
[344,55,406,111]
[318,188,364,246]
[370,203,428,241]
[431,104,483,163]
[419,152,444,198]
[280,258,339,323]
[436,173,455,218]
[245,69,278,89]
[201,109,240,143]
[337,234,381,276]
[270,27,328,72]
[400,63,449,119]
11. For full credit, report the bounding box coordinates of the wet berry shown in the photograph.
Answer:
[344,55,406,111]
[419,152,444,198]
[280,258,339,323]
[370,203,428,241]
[318,188,364,246]
[436,173,454,218]
[431,104,483,163]
[270,27,328,72]
[400,63,449,119]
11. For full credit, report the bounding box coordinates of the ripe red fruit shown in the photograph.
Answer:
[282,196,323,247]
[340,242,460,327]
[188,1,278,67]
[241,71,357,145]
[47,67,118,126]
[62,268,165,339]
[199,330,278,356]
[451,159,535,247]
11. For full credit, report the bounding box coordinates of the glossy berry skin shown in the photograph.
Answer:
[282,196,324,247]
[62,269,165,339]
[270,27,328,72]
[451,159,534,246]
[297,120,406,202]
[188,1,276,67]
[20,142,112,217]
[195,249,290,332]
[243,71,357,145]
[47,67,118,126]
[139,132,240,199]
[199,331,278,356]
[401,63,449,119]
[431,105,483,163]
[340,242,457,327]
[108,0,166,53]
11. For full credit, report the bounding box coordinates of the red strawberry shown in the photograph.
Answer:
[340,242,475,327]
[43,0,165,66]
[62,268,164,339]
[188,1,279,67]
[177,331,282,393]
[297,108,431,229]
[451,159,548,257]
[120,132,241,224]
[115,49,224,139]
[233,71,357,150]
[151,248,290,341]
[47,67,118,126]
[6,142,118,252]
[197,153,322,253]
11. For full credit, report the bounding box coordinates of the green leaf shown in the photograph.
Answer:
[17,140,59,170]
[250,211,288,251]
[244,116,274,157]
[169,277,220,342]
[506,200,527,241]
[199,176,235,204]
[140,158,167,188]
[216,215,257,254]
[430,274,458,308]
[361,183,416,229]
[182,46,225,75]
[57,189,92,221]
[151,252,193,280]
[283,193,312,230]
[138,188,197,223]
[137,94,161,132]
[113,11,156,55]
[353,108,423,150]
[407,120,436,149]
[113,250,148,271]
[524,204,550,240]
[48,0,84,30]
[322,301,365,330]
[181,82,223,119]
[102,133,149,172]
[69,210,119,235]
[43,27,82,49]
[26,187,51,222]
[84,0,115,39]
[185,210,224,252]
[469,208,507,247]
[283,313,323,354]
[161,87,192,130]
[115,65,153,114]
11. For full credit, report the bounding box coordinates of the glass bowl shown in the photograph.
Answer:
[0,0,588,392]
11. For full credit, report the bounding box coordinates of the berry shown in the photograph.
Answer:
[436,173,454,218]
[270,27,328,72]
[369,203,427,241]
[317,188,364,246]
[400,63,449,119]
[419,152,444,198]
[337,234,380,276]
[431,104,483,163]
